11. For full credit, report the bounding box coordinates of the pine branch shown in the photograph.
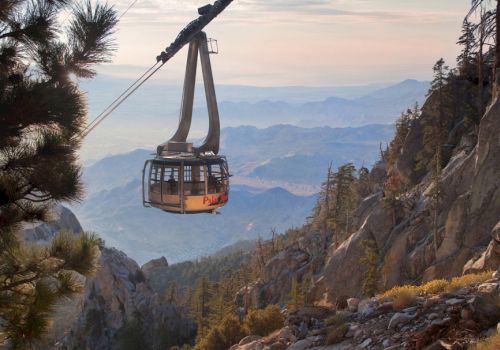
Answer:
[0,272,40,292]
[65,0,117,78]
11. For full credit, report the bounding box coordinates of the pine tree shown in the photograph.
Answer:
[357,165,372,199]
[387,104,417,170]
[468,0,499,98]
[472,5,497,117]
[287,278,304,313]
[457,18,476,77]
[192,277,214,340]
[319,162,333,253]
[359,240,379,297]
[332,163,358,242]
[416,59,453,253]
[0,1,117,347]
[165,281,179,304]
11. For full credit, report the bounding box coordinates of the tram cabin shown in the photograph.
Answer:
[143,156,229,214]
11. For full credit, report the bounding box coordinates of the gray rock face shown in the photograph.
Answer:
[388,312,415,329]
[22,205,83,243]
[141,256,169,280]
[464,221,500,274]
[317,97,500,302]
[238,233,322,308]
[62,248,195,350]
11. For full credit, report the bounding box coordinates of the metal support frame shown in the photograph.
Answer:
[142,160,152,207]
[158,31,220,156]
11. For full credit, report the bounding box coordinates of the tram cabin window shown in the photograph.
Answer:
[150,164,162,194]
[184,165,206,195]
[207,163,223,194]
[163,167,179,195]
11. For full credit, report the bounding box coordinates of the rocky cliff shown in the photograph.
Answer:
[22,206,196,350]
[61,247,195,350]
[237,82,500,316]
[319,94,500,303]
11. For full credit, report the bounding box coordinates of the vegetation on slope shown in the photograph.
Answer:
[0,0,117,347]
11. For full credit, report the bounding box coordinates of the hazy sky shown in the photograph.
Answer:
[95,0,470,86]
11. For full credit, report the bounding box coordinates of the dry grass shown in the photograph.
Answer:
[420,279,449,295]
[471,333,500,350]
[379,285,419,301]
[378,271,494,301]
[448,271,493,291]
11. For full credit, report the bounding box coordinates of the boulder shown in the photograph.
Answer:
[357,299,377,317]
[388,312,415,329]
[287,338,312,350]
[359,337,372,348]
[347,298,360,312]
[268,342,287,350]
[239,335,263,346]
[141,256,168,279]
[240,340,264,350]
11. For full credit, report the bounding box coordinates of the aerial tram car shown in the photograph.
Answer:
[80,1,233,214]
[142,30,230,214]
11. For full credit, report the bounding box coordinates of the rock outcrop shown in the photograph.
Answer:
[22,205,83,243]
[20,206,195,350]
[318,96,500,302]
[61,248,195,350]
[237,232,322,309]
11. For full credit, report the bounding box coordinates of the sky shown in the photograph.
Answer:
[91,0,472,86]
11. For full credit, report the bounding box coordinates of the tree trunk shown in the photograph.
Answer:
[478,10,485,117]
[495,0,500,97]
[322,162,332,252]
[433,148,441,254]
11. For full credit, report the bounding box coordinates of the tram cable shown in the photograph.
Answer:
[78,60,163,138]
[77,0,233,139]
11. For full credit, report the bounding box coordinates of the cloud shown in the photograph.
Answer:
[113,0,465,28]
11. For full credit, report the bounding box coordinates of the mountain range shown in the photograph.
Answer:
[197,79,429,128]
[72,183,317,264]
[79,79,428,161]
[73,123,394,264]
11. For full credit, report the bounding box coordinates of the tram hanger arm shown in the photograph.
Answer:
[156,0,233,64]
[77,1,233,140]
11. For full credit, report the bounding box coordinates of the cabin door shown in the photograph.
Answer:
[161,166,181,206]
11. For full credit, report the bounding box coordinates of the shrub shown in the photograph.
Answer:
[359,239,379,297]
[218,314,248,347]
[198,327,225,350]
[196,314,247,350]
[378,285,418,310]
[325,312,347,327]
[117,319,150,350]
[287,278,305,312]
[325,324,349,345]
[420,279,448,295]
[380,284,418,299]
[245,305,284,336]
